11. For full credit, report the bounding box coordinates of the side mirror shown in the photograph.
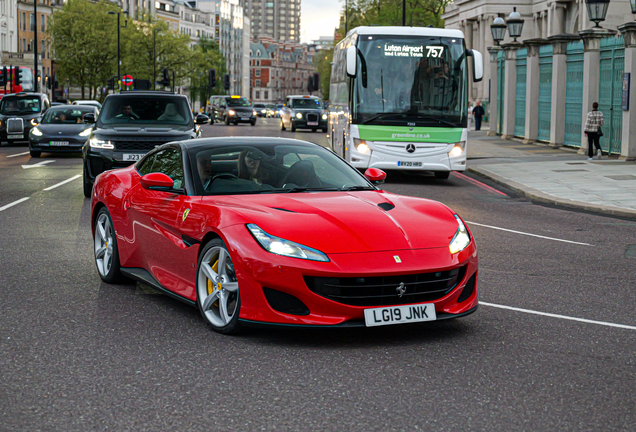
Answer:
[84,113,96,124]
[467,49,483,82]
[346,46,357,78]
[195,113,210,125]
[364,168,386,184]
[140,172,174,191]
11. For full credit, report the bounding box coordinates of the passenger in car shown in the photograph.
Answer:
[238,149,275,186]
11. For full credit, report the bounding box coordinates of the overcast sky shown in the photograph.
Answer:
[300,0,341,43]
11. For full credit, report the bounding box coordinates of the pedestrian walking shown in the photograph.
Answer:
[584,102,604,160]
[473,101,485,131]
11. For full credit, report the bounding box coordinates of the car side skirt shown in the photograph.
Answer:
[120,267,196,307]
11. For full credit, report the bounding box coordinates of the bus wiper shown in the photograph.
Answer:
[405,114,458,127]
[361,112,403,124]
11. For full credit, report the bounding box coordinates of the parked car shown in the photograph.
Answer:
[29,105,98,157]
[82,91,209,197]
[0,92,51,145]
[280,95,328,133]
[208,95,257,126]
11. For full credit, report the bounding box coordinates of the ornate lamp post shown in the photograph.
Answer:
[506,8,525,42]
[630,0,636,14]
[585,0,611,28]
[491,16,507,45]
[108,11,129,83]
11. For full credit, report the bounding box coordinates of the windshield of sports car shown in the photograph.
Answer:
[41,107,95,124]
[290,98,322,109]
[98,96,192,126]
[0,96,41,115]
[189,143,374,195]
[226,97,250,107]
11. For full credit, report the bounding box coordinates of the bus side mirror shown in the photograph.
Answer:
[346,46,357,78]
[467,49,483,82]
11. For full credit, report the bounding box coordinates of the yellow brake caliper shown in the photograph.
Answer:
[207,259,221,307]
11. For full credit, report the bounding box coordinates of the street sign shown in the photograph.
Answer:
[122,74,133,86]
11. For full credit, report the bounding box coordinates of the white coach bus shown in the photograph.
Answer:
[329,26,483,179]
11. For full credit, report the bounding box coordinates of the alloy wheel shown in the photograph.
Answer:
[197,246,239,328]
[94,213,114,277]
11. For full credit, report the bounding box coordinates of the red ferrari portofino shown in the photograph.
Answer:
[91,137,478,334]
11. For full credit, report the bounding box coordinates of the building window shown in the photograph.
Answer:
[30,13,34,31]
[264,91,268,99]
[255,69,260,77]
[255,91,260,99]
[41,15,45,31]
[22,12,25,30]
[256,79,261,87]
[22,38,26,52]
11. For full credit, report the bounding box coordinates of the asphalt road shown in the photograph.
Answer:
[1,117,635,431]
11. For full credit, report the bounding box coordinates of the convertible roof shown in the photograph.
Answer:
[178,137,322,150]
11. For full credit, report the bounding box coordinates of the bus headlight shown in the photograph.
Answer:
[449,141,466,157]
[353,138,369,154]
[295,112,303,119]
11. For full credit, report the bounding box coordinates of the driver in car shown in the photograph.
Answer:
[116,104,140,120]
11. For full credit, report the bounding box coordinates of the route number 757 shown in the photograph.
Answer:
[426,46,444,58]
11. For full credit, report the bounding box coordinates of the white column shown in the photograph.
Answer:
[501,44,520,139]
[482,15,495,104]
[618,23,636,161]
[548,37,578,147]
[487,46,501,136]
[524,41,542,143]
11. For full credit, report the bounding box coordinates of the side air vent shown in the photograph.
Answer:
[263,288,310,315]
[378,202,395,211]
[271,207,296,213]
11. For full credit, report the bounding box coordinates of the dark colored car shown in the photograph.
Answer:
[280,95,328,133]
[29,105,98,157]
[253,103,268,117]
[209,95,256,126]
[0,92,51,145]
[82,91,209,197]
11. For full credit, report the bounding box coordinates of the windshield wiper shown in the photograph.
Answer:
[361,112,403,124]
[340,185,375,191]
[405,114,458,127]
[282,187,339,193]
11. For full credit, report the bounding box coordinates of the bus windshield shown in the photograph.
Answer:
[353,35,467,127]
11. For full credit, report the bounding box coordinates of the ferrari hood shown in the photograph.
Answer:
[205,191,461,254]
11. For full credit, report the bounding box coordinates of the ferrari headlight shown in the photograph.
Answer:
[30,118,39,126]
[79,128,92,137]
[322,113,328,120]
[31,127,43,136]
[90,138,114,149]
[228,109,236,116]
[449,141,466,157]
[295,112,302,119]
[449,215,471,254]
[247,224,329,262]
[353,138,369,154]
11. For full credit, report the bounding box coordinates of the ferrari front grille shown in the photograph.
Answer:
[7,118,24,133]
[304,266,467,307]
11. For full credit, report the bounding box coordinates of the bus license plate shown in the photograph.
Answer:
[123,153,144,161]
[398,161,422,167]
[7,134,23,139]
[364,303,436,327]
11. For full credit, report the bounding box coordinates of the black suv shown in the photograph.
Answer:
[82,91,209,197]
[0,92,51,145]
[209,95,256,126]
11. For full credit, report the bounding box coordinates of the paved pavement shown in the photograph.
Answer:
[467,128,636,219]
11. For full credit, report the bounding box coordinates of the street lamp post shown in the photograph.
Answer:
[585,0,611,28]
[153,28,162,90]
[491,16,507,45]
[108,11,128,84]
[506,8,525,42]
[34,0,38,92]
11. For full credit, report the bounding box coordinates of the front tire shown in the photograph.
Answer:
[280,119,286,131]
[196,239,242,335]
[434,171,450,180]
[94,207,125,284]
[83,163,93,198]
[291,122,296,132]
[250,120,256,126]
[224,116,230,125]
[30,150,41,157]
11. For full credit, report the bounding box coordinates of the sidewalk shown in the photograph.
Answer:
[466,129,636,219]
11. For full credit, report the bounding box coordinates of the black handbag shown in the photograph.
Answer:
[597,127,603,137]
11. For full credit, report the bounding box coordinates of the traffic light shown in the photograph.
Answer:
[14,67,22,86]
[307,75,314,93]
[0,67,6,86]
[208,69,216,88]
[223,73,230,91]
[107,76,115,91]
[313,73,320,91]
[161,68,170,87]
[45,75,51,89]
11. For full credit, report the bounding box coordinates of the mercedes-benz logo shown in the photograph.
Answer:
[406,143,416,153]
[396,282,406,297]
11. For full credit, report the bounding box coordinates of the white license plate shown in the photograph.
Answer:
[364,302,436,327]
[7,134,23,139]
[123,153,145,161]
[241,117,250,120]
[398,161,423,167]
[307,122,319,126]
[50,141,70,146]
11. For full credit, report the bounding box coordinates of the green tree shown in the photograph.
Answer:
[316,48,333,100]
[47,0,119,99]
[186,36,227,107]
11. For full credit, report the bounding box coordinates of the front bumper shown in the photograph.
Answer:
[1,126,35,143]
[30,137,86,153]
[228,113,256,123]
[83,148,140,182]
[350,141,467,172]
[291,118,328,129]
[222,224,479,327]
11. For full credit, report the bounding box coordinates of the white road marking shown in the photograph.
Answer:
[481,302,636,331]
[466,221,593,246]
[43,174,82,191]
[0,197,30,212]
[22,160,55,169]
[7,151,30,158]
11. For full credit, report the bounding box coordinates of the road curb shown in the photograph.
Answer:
[467,166,636,220]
